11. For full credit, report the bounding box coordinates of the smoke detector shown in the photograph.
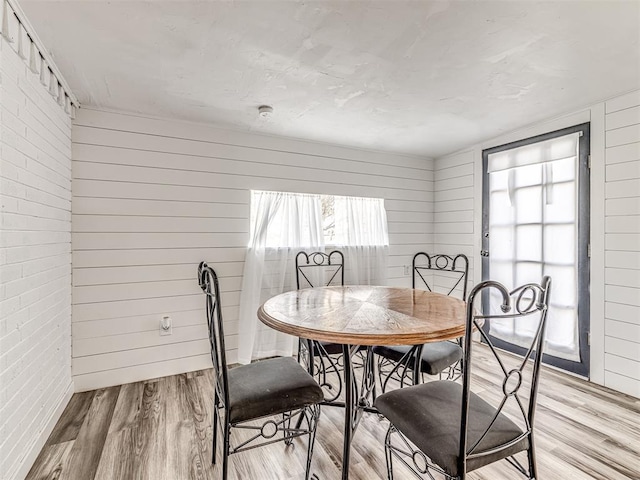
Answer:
[258,105,273,117]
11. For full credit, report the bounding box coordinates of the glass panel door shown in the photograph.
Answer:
[482,123,590,376]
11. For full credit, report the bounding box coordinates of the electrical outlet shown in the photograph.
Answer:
[403,265,410,276]
[160,315,172,336]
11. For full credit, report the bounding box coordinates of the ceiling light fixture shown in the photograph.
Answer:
[258,105,273,117]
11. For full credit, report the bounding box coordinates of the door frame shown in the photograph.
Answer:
[481,122,591,377]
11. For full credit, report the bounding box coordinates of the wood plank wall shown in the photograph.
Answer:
[432,150,475,298]
[71,108,434,391]
[603,90,640,397]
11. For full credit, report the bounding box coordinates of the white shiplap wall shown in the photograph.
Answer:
[71,108,433,391]
[603,90,640,398]
[435,89,640,398]
[0,36,73,479]
[433,150,476,297]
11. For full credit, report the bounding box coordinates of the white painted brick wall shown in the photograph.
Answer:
[0,33,73,480]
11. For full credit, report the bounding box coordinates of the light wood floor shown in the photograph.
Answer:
[26,346,640,480]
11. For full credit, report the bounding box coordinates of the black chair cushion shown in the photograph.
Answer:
[227,357,324,424]
[374,380,528,477]
[310,341,367,356]
[373,342,463,376]
[312,340,343,356]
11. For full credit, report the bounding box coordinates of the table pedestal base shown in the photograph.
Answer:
[341,345,377,480]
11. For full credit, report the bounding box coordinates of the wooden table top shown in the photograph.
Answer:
[258,285,468,346]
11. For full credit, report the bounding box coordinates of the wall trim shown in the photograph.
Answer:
[4,0,78,106]
[73,354,214,392]
[589,102,606,385]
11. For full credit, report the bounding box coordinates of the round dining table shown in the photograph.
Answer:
[258,285,468,480]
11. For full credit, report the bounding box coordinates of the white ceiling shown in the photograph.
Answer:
[21,1,640,158]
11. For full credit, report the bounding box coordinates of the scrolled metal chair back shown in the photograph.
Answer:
[413,252,469,299]
[197,261,230,412]
[459,276,552,475]
[295,250,345,289]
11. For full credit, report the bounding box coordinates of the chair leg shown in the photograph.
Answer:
[365,347,377,402]
[527,433,538,479]
[295,341,316,431]
[294,410,305,431]
[283,412,294,446]
[384,426,394,480]
[212,393,218,464]
[222,421,230,480]
[304,404,321,480]
[371,366,378,401]
[376,354,385,393]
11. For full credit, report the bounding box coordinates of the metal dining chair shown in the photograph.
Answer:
[374,253,469,392]
[198,262,323,480]
[375,276,552,480]
[295,250,347,404]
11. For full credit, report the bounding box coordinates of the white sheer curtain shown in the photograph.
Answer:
[487,132,580,361]
[334,195,389,285]
[237,191,324,364]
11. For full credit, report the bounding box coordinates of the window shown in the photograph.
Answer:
[249,191,389,248]
[321,195,336,244]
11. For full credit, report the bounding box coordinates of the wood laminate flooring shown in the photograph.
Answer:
[26,346,640,480]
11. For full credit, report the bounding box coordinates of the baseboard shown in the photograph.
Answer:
[73,354,213,392]
[10,382,74,480]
